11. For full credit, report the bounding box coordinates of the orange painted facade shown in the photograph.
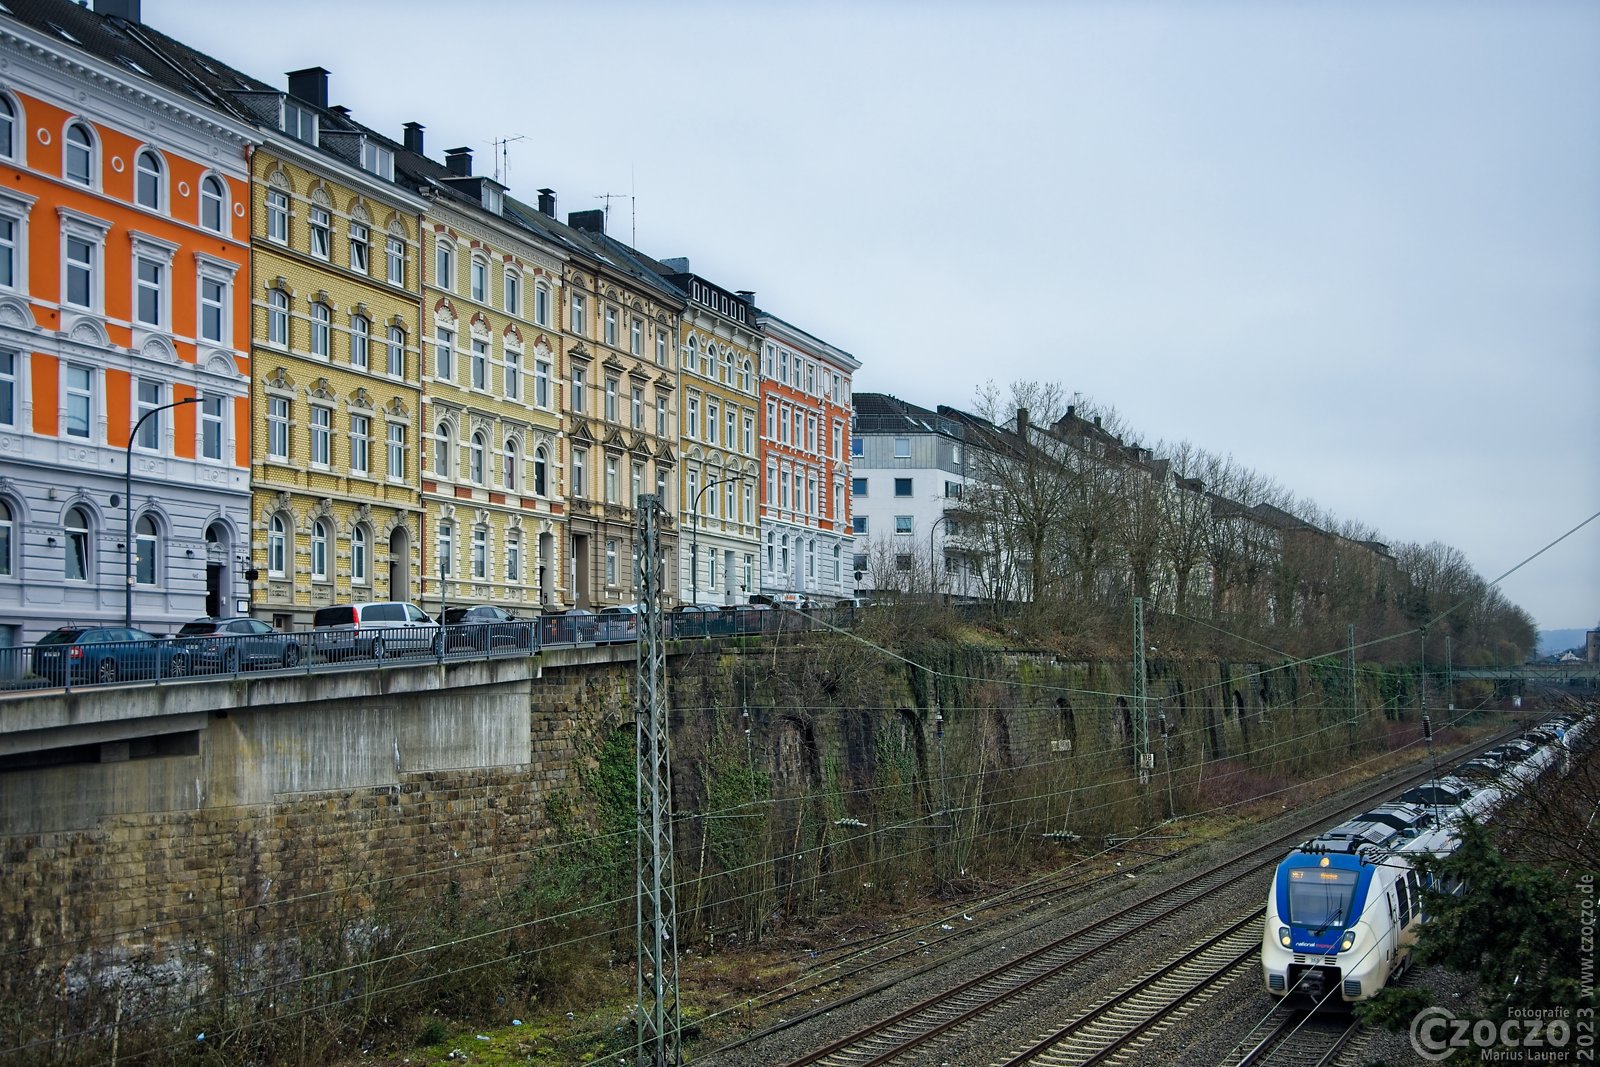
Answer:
[0,16,258,639]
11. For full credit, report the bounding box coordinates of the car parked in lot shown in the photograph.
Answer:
[32,625,191,685]
[311,602,442,661]
[175,617,303,672]
[441,605,533,652]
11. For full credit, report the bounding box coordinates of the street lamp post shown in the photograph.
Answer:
[690,473,747,607]
[125,395,199,627]
[928,511,951,600]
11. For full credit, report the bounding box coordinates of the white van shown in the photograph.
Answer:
[312,602,442,661]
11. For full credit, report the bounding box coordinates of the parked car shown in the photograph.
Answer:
[32,625,191,685]
[176,617,303,672]
[441,605,532,652]
[311,602,442,661]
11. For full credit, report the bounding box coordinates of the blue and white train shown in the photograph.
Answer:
[1260,712,1591,1009]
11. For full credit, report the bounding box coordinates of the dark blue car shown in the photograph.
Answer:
[32,625,191,686]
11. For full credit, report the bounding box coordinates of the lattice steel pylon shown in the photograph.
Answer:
[1132,597,1151,785]
[634,495,681,1066]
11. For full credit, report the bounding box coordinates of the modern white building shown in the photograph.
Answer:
[849,393,982,600]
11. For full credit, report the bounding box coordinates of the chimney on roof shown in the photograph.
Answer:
[1017,407,1030,437]
[328,105,350,119]
[402,122,424,155]
[568,209,604,233]
[736,290,755,304]
[537,188,556,217]
[660,257,690,274]
[1093,415,1102,429]
[93,0,141,22]
[286,67,329,110]
[445,147,472,177]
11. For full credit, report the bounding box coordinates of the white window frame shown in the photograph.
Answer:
[434,326,454,381]
[266,395,290,460]
[63,362,95,441]
[387,422,406,481]
[64,120,95,187]
[435,238,455,292]
[472,525,487,579]
[309,205,331,260]
[350,412,371,475]
[267,289,289,348]
[535,358,550,407]
[199,392,225,462]
[348,221,369,274]
[0,348,18,430]
[351,525,368,584]
[309,405,332,468]
[0,96,17,164]
[470,432,486,484]
[604,306,618,346]
[133,377,164,451]
[533,280,549,326]
[503,345,521,400]
[471,337,489,390]
[350,314,370,369]
[570,291,586,335]
[130,232,178,330]
[59,208,109,313]
[503,267,520,315]
[386,233,405,285]
[134,149,163,210]
[310,519,329,581]
[266,189,289,244]
[267,513,288,577]
[199,174,226,234]
[0,191,31,294]
[387,325,406,377]
[470,255,488,303]
[310,302,332,359]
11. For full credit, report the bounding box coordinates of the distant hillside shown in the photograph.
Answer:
[1538,628,1589,656]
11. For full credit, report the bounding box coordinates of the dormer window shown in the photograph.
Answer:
[361,140,393,180]
[483,184,503,214]
[283,99,317,144]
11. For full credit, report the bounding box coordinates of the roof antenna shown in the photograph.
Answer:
[490,135,526,183]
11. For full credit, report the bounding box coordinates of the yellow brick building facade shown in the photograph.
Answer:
[661,264,760,604]
[560,215,684,608]
[411,151,567,613]
[246,111,427,627]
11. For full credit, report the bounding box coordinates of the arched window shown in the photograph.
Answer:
[351,525,368,585]
[686,336,697,372]
[433,421,452,478]
[437,520,454,576]
[503,437,519,492]
[267,289,289,347]
[267,514,288,576]
[135,150,163,209]
[310,519,329,580]
[534,446,548,496]
[506,531,521,584]
[134,514,159,585]
[387,325,406,377]
[64,506,91,580]
[0,97,15,160]
[310,302,331,358]
[0,498,12,576]
[470,254,488,302]
[64,122,94,186]
[200,175,225,232]
[740,360,753,391]
[350,314,370,369]
[533,280,550,326]
[469,432,486,484]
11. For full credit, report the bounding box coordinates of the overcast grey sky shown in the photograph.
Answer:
[148,0,1600,632]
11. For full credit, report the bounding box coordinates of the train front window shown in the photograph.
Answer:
[1287,867,1357,929]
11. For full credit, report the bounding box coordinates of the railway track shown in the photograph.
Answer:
[704,724,1529,1067]
[1224,1011,1363,1067]
[995,912,1263,1066]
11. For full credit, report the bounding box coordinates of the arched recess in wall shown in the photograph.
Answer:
[1056,697,1076,753]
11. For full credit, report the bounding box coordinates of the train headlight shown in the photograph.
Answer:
[1339,929,1357,952]
[1279,926,1291,948]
